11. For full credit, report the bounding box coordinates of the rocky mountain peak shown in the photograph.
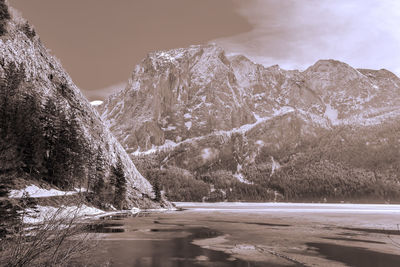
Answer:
[101,44,256,152]
[102,44,400,155]
[304,59,365,91]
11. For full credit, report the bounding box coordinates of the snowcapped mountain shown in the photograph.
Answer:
[102,44,400,152]
[0,4,169,209]
[102,44,400,202]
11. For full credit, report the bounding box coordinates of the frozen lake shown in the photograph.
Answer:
[80,202,400,266]
[175,202,400,214]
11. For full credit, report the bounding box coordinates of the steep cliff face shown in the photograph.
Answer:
[0,4,167,209]
[102,44,400,153]
[101,45,256,152]
[102,44,400,202]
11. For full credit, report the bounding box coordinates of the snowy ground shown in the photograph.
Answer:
[21,205,146,224]
[22,205,107,224]
[7,184,145,224]
[9,184,87,198]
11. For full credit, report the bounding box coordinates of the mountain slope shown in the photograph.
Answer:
[102,44,400,152]
[0,3,168,209]
[101,44,400,203]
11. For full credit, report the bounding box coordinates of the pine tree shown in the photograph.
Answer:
[95,146,105,181]
[41,98,59,184]
[69,111,86,186]
[55,114,70,186]
[86,145,96,192]
[0,0,10,36]
[112,157,126,209]
[21,21,35,39]
[17,91,41,174]
[85,147,110,207]
[0,63,25,173]
[153,177,161,202]
[0,62,25,138]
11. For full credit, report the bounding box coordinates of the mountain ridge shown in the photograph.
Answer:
[101,43,400,152]
[101,43,400,203]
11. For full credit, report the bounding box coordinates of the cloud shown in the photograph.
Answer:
[84,82,126,101]
[90,100,103,106]
[213,0,400,75]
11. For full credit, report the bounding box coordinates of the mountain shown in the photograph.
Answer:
[101,44,400,203]
[0,2,169,210]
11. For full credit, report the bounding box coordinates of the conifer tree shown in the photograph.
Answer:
[153,177,161,202]
[0,0,10,36]
[112,157,126,209]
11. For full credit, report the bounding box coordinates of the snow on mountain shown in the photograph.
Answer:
[102,44,400,155]
[99,43,400,202]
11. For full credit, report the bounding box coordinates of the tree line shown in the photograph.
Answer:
[0,62,127,209]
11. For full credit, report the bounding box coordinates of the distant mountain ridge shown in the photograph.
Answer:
[101,44,400,153]
[101,44,400,203]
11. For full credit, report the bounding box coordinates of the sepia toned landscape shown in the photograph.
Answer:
[1,1,400,266]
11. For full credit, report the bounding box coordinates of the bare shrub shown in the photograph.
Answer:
[0,198,97,267]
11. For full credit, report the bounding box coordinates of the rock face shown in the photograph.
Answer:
[102,44,400,152]
[0,3,168,209]
[102,44,400,202]
[101,45,255,152]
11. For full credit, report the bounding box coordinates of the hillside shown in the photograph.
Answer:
[0,2,169,210]
[101,44,400,203]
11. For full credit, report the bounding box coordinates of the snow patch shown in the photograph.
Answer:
[270,156,281,176]
[161,125,177,131]
[132,139,179,156]
[273,106,295,116]
[324,104,339,124]
[157,51,177,62]
[9,185,86,199]
[233,164,253,184]
[233,173,253,185]
[201,148,214,160]
[255,140,264,147]
[185,121,192,130]
[22,205,141,224]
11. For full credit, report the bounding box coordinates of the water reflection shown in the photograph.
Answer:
[89,223,291,266]
[85,223,125,233]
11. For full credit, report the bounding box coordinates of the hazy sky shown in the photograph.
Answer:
[8,0,400,101]
[216,0,400,75]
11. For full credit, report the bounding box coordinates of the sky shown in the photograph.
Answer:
[216,0,400,75]
[8,0,400,101]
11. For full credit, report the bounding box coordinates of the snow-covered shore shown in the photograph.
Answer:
[7,184,173,224]
[174,202,400,214]
[8,184,86,198]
